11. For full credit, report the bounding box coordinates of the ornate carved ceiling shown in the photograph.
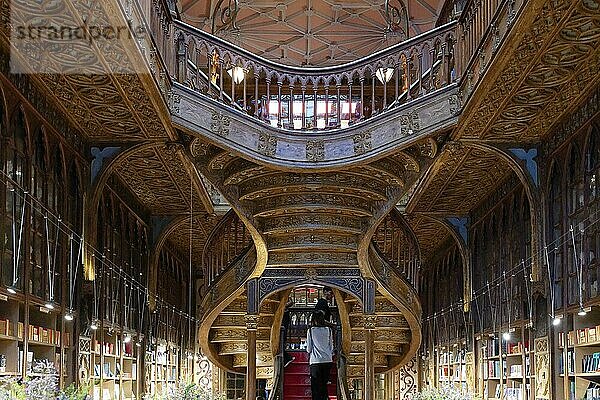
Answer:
[408,144,513,216]
[180,0,441,66]
[165,213,223,269]
[456,0,600,143]
[405,215,450,262]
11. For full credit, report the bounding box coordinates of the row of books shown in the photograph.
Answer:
[506,341,529,355]
[93,340,134,357]
[28,324,71,346]
[559,350,575,374]
[484,338,501,357]
[487,360,505,378]
[584,383,600,400]
[93,362,137,378]
[0,320,71,346]
[560,326,600,347]
[582,352,600,373]
[509,364,523,377]
[439,349,467,364]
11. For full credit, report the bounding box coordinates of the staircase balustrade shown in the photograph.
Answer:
[371,208,420,291]
[457,0,527,101]
[202,209,253,287]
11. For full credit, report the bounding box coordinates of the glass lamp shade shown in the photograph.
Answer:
[376,68,394,84]
[228,66,245,84]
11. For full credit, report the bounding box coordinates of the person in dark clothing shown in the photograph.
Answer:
[282,297,295,367]
[314,286,334,326]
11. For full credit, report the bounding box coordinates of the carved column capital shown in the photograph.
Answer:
[364,315,378,330]
[245,314,259,330]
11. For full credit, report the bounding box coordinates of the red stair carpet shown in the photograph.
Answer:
[284,351,337,400]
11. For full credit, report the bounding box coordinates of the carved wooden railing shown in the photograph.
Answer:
[369,244,422,319]
[456,0,526,101]
[171,20,458,133]
[202,209,253,286]
[371,208,421,291]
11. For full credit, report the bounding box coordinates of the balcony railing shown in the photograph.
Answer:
[136,0,527,138]
[171,20,458,133]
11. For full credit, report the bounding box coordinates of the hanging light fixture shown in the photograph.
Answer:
[6,286,17,294]
[552,314,563,326]
[44,302,55,310]
[123,334,132,344]
[227,66,245,84]
[502,331,511,341]
[375,68,394,84]
[64,310,74,321]
[90,320,99,330]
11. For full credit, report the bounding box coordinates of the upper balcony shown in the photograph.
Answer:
[137,0,525,164]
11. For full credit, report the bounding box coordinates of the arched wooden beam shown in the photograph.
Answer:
[463,141,543,282]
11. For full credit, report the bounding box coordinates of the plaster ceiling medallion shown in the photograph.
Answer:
[180,0,440,66]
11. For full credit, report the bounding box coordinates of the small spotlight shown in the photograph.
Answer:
[123,335,131,344]
[7,286,17,294]
[44,302,54,310]
[90,321,98,330]
[502,332,511,341]
[64,312,74,321]
[578,308,588,316]
[552,317,561,326]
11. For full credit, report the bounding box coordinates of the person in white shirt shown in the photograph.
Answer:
[306,310,334,400]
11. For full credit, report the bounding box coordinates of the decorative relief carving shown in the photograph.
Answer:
[306,140,325,162]
[364,315,378,330]
[268,252,358,265]
[257,132,278,157]
[535,337,550,399]
[210,111,231,137]
[466,351,475,393]
[396,358,418,399]
[353,131,373,155]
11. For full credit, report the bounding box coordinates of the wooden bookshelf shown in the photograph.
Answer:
[0,294,72,385]
[89,325,140,400]
[475,326,535,400]
[435,342,468,392]
[558,308,600,400]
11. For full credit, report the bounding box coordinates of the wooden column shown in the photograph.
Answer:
[245,315,258,400]
[364,315,377,400]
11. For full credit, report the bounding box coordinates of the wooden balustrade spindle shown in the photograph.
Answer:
[336,85,341,127]
[313,86,318,129]
[395,67,399,101]
[348,83,352,122]
[231,66,236,105]
[265,78,271,120]
[301,86,306,129]
[289,85,294,127]
[254,74,259,117]
[277,82,282,128]
[243,74,247,112]
[383,74,387,109]
[219,62,224,100]
[207,51,212,95]
[371,74,375,116]
[325,86,329,127]
[360,77,365,120]
[418,53,423,96]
